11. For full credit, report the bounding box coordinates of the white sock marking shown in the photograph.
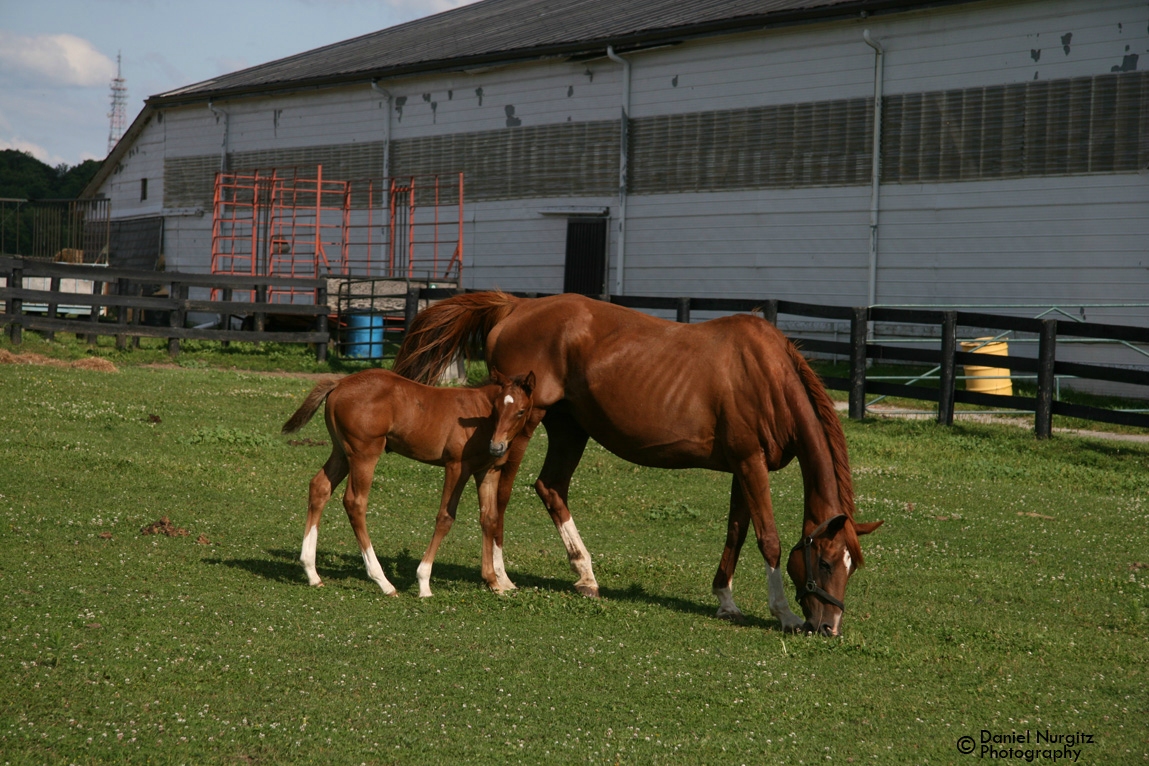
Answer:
[416,560,433,598]
[300,525,321,586]
[361,546,396,595]
[767,565,803,629]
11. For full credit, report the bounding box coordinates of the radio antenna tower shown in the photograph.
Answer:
[107,51,127,155]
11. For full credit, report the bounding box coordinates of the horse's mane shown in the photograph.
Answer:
[784,339,864,567]
[392,291,521,384]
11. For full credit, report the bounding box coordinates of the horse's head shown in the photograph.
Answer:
[786,515,883,636]
[488,370,535,458]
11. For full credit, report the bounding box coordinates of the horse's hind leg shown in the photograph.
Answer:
[344,449,397,596]
[417,462,469,598]
[301,451,348,586]
[534,410,598,597]
[712,474,751,622]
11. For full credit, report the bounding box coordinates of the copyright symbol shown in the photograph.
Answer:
[956,736,976,755]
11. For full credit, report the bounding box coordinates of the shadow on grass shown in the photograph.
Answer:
[208,548,782,630]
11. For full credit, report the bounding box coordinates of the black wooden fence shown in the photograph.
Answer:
[1,256,329,361]
[4,259,1147,438]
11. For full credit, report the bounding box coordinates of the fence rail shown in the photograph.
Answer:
[4,260,1147,437]
[1,256,329,360]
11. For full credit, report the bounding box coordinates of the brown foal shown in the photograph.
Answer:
[282,368,535,597]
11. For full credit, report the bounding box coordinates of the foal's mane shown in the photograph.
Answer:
[783,339,863,566]
[393,291,521,384]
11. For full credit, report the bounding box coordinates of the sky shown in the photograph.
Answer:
[0,0,480,168]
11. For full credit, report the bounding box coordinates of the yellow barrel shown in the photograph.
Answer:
[960,338,1012,396]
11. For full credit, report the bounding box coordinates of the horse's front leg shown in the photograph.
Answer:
[534,410,598,597]
[416,462,469,598]
[733,456,804,632]
[478,468,516,594]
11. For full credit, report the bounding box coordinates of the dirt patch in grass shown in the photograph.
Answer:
[0,349,118,372]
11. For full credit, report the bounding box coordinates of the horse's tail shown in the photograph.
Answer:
[392,291,521,384]
[282,377,341,434]
[784,340,863,563]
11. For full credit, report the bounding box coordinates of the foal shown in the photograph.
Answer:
[282,368,535,597]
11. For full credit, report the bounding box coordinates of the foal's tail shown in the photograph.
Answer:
[282,377,341,434]
[392,291,521,384]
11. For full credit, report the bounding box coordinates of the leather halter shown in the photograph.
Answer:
[790,514,847,611]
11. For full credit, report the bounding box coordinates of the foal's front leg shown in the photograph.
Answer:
[479,468,516,594]
[416,462,469,598]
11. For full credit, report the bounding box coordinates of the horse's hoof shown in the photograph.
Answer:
[313,581,324,588]
[716,609,746,625]
[782,621,806,635]
[574,584,600,598]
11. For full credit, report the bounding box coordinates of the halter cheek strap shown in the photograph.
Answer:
[790,514,847,612]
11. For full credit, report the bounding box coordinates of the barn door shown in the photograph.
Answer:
[563,217,607,296]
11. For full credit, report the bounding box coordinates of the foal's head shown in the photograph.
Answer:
[786,515,883,636]
[488,370,535,458]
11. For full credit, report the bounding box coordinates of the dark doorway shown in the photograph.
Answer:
[563,217,607,295]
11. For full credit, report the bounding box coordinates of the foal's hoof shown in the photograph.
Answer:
[574,583,600,598]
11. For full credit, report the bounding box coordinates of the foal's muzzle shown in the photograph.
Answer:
[489,440,508,458]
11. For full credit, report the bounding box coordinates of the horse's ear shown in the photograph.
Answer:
[490,369,508,385]
[521,371,536,396]
[813,514,849,539]
[854,520,884,536]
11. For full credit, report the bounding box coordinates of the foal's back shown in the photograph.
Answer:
[325,369,499,466]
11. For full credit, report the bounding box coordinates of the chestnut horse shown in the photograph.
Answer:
[282,368,535,597]
[393,292,882,635]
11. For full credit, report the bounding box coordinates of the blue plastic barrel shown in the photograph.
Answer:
[344,313,386,359]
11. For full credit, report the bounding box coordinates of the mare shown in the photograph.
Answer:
[393,292,882,635]
[282,368,535,597]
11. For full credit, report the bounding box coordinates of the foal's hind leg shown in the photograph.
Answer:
[417,462,469,598]
[343,448,397,596]
[534,410,598,597]
[301,451,349,586]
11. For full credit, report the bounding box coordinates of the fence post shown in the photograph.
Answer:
[168,281,186,358]
[848,306,868,420]
[115,278,129,350]
[676,297,691,324]
[761,299,779,326]
[1035,318,1057,439]
[44,276,60,341]
[404,287,420,332]
[8,265,22,345]
[937,311,957,426]
[253,283,267,335]
[220,288,232,348]
[87,280,102,345]
[315,283,328,363]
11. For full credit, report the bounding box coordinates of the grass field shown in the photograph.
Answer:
[1,338,1147,764]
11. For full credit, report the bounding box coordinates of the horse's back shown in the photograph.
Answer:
[489,297,805,469]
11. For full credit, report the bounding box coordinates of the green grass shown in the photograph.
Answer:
[0,348,1147,763]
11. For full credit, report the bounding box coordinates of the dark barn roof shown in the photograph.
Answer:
[152,0,965,105]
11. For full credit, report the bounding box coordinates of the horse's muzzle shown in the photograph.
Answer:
[489,440,508,458]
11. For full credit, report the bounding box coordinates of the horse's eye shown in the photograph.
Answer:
[818,559,833,574]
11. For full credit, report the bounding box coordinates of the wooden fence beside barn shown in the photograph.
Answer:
[0,256,329,361]
[3,257,1147,438]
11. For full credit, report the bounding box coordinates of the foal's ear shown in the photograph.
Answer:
[853,520,884,536]
[520,371,536,397]
[490,369,508,386]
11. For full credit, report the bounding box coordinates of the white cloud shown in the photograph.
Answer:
[0,135,68,167]
[0,31,117,88]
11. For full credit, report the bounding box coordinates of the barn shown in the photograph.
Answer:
[84,0,1148,338]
